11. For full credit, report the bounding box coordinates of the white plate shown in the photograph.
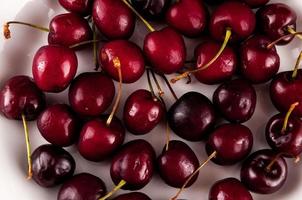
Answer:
[1,0,302,199]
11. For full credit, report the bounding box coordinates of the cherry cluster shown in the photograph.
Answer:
[1,0,302,199]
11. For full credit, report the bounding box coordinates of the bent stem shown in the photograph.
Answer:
[292,50,302,79]
[21,114,32,179]
[171,28,232,83]
[265,153,283,172]
[281,102,299,133]
[150,70,164,97]
[3,21,49,39]
[99,179,126,200]
[287,27,302,40]
[267,31,302,49]
[160,73,178,101]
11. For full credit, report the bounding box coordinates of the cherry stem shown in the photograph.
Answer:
[146,68,157,101]
[21,114,32,179]
[295,156,300,163]
[281,102,299,133]
[292,50,302,79]
[69,39,100,49]
[150,70,164,97]
[171,151,217,200]
[159,73,178,101]
[287,27,302,40]
[92,23,99,71]
[267,31,302,49]
[265,153,283,172]
[170,28,232,83]
[106,57,122,126]
[3,21,49,39]
[99,179,126,200]
[165,121,171,151]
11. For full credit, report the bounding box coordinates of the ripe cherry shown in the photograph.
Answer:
[131,0,171,19]
[59,0,93,16]
[112,192,151,200]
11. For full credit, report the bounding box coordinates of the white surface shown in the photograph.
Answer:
[1,0,302,200]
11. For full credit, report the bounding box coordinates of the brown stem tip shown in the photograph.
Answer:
[3,23,11,39]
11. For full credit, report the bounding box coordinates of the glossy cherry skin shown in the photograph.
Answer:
[143,27,186,74]
[37,104,79,147]
[213,78,256,123]
[194,41,237,85]
[266,113,302,158]
[31,144,75,187]
[206,124,253,165]
[100,40,145,83]
[32,45,78,93]
[93,0,135,39]
[240,149,288,194]
[209,1,256,42]
[157,140,199,188]
[110,139,155,190]
[112,192,151,200]
[209,178,253,200]
[270,70,302,117]
[78,116,125,162]
[257,3,297,45]
[166,0,207,37]
[68,72,115,117]
[0,76,45,120]
[131,0,171,19]
[168,92,216,141]
[59,0,93,16]
[123,89,164,135]
[48,13,92,47]
[240,35,280,84]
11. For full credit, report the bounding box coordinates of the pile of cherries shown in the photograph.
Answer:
[1,0,302,199]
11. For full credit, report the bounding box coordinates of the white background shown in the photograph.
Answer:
[0,0,302,199]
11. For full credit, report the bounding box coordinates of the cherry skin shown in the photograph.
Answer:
[100,40,145,83]
[206,124,253,165]
[143,27,186,74]
[31,144,75,187]
[131,0,171,19]
[0,76,45,120]
[157,140,199,188]
[112,192,151,200]
[59,0,93,16]
[123,89,165,135]
[166,0,207,37]
[240,35,280,84]
[257,3,297,45]
[194,41,237,85]
[92,0,135,39]
[168,92,216,141]
[110,139,155,190]
[68,72,115,117]
[213,78,257,123]
[32,45,78,93]
[58,173,107,200]
[209,178,253,200]
[48,13,92,47]
[78,116,125,162]
[240,149,288,194]
[209,1,256,42]
[270,70,302,117]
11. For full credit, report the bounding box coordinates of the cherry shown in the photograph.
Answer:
[157,140,199,188]
[58,173,107,200]
[112,192,151,200]
[78,116,125,162]
[100,40,145,83]
[240,35,280,84]
[131,0,171,20]
[165,0,208,37]
[32,45,78,93]
[68,72,115,117]
[240,149,288,194]
[209,178,253,200]
[92,0,135,39]
[59,0,93,16]
[31,144,75,187]
[168,92,216,141]
[37,104,79,147]
[213,78,257,123]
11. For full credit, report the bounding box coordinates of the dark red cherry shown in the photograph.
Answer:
[213,78,257,123]
[209,178,253,200]
[0,76,45,120]
[194,41,237,85]
[92,0,135,39]
[123,89,165,135]
[240,149,288,194]
[78,116,125,162]
[143,27,186,74]
[168,92,216,141]
[206,124,253,165]
[112,192,151,200]
[31,144,75,187]
[37,104,79,147]
[240,35,280,84]
[166,0,207,37]
[32,45,78,93]
[68,72,115,117]
[203,0,223,5]
[100,40,145,83]
[157,140,199,188]
[257,3,297,45]
[209,1,256,42]
[110,139,155,190]
[59,0,93,16]
[58,173,107,200]
[131,0,171,19]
